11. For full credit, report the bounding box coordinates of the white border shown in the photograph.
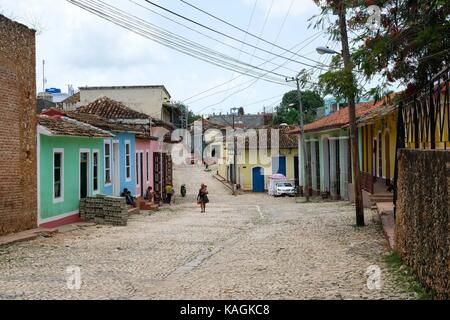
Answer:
[92,149,100,194]
[125,140,132,182]
[52,148,64,204]
[112,140,121,196]
[39,210,79,225]
[79,149,91,199]
[37,133,41,224]
[104,140,112,187]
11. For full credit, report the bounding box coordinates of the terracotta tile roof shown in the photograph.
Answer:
[76,97,150,120]
[64,111,143,134]
[357,96,398,125]
[288,100,386,134]
[38,115,113,138]
[223,125,298,149]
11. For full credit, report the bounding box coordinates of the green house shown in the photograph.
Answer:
[37,114,114,228]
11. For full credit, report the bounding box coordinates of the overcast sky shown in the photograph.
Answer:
[0,0,341,115]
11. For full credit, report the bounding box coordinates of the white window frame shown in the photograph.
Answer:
[92,149,100,194]
[79,149,91,200]
[104,140,112,186]
[52,148,64,204]
[125,140,132,182]
[136,151,140,186]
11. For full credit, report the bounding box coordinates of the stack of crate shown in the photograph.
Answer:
[94,195,106,224]
[103,196,128,226]
[79,198,87,221]
[83,197,98,222]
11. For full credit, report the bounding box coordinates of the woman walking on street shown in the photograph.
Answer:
[197,183,209,213]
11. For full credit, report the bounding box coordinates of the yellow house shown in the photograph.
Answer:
[357,101,398,195]
[216,126,298,192]
[357,80,449,198]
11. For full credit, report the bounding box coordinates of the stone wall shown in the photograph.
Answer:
[395,149,450,299]
[80,196,128,226]
[0,15,37,236]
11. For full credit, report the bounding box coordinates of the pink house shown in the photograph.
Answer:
[135,123,175,200]
[135,136,162,197]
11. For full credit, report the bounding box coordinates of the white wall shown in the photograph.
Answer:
[79,87,169,119]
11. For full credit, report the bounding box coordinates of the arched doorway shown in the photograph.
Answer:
[252,167,265,192]
[384,131,391,182]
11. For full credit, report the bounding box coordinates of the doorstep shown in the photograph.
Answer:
[0,227,58,247]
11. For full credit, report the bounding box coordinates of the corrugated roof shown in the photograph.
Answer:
[38,115,113,138]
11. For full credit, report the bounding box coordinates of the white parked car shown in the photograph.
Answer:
[274,182,296,197]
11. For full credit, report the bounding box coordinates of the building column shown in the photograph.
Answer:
[322,138,330,193]
[340,138,349,200]
[329,138,337,199]
[310,141,317,192]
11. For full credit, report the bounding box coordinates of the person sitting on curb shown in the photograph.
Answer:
[121,188,136,207]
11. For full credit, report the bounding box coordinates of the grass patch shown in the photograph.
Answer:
[384,252,435,300]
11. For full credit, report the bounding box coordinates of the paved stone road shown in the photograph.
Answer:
[0,164,416,300]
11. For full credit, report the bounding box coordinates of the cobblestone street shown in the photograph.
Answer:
[0,165,416,300]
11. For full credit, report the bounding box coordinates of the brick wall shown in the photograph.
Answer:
[0,15,37,236]
[395,149,450,299]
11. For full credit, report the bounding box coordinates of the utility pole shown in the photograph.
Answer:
[286,75,310,201]
[337,2,364,226]
[42,60,45,93]
[230,107,239,195]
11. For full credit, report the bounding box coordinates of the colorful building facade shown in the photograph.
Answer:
[216,126,299,192]
[37,114,113,228]
[290,100,385,203]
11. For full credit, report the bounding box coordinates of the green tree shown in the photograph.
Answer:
[174,102,201,125]
[311,0,450,97]
[273,90,324,125]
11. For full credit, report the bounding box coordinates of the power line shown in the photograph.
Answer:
[240,0,294,106]
[227,0,274,108]
[181,31,324,103]
[128,0,299,74]
[68,0,292,86]
[177,0,327,67]
[141,0,327,70]
[221,0,259,107]
[190,32,324,112]
[241,93,284,107]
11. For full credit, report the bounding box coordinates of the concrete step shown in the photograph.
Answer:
[127,207,140,215]
[139,201,159,211]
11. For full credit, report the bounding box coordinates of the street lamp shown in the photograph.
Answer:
[316,46,342,56]
[317,33,365,226]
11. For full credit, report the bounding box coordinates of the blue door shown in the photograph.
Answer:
[272,156,287,176]
[252,167,265,192]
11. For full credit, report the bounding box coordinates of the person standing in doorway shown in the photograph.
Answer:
[197,184,209,213]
